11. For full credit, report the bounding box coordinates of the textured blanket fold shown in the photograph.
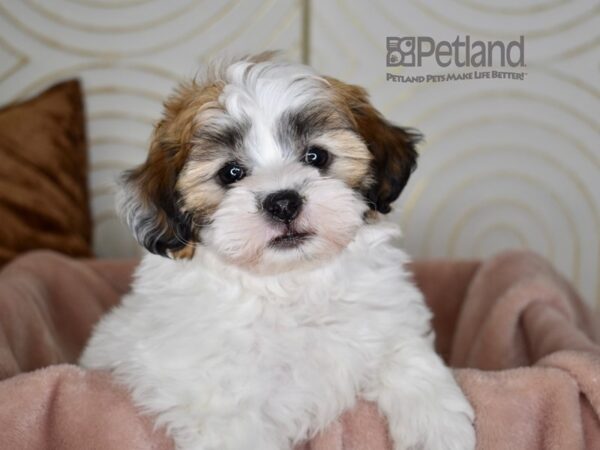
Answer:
[0,249,598,449]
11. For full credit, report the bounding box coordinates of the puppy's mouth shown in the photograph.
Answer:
[269,230,313,249]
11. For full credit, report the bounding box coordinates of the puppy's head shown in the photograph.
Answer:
[120,55,420,273]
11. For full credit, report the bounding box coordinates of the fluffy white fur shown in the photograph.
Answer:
[81,224,474,449]
[203,163,366,273]
[81,57,475,450]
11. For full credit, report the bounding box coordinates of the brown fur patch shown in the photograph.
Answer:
[123,81,225,257]
[325,77,420,214]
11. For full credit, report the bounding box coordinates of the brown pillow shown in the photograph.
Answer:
[0,79,92,265]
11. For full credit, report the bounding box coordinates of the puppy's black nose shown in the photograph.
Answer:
[263,190,302,223]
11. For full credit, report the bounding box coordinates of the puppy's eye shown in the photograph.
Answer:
[303,146,329,168]
[218,162,246,185]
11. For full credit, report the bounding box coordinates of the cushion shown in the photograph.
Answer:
[0,80,92,265]
[0,250,599,449]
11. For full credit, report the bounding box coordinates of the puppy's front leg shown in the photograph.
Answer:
[175,408,289,450]
[365,338,475,450]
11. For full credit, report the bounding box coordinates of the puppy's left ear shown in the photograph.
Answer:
[326,77,421,214]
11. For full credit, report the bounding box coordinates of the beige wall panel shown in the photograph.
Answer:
[311,0,600,308]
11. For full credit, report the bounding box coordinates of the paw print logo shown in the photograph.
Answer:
[387,37,416,67]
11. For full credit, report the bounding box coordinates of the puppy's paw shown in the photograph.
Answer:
[390,398,475,450]
[424,407,475,450]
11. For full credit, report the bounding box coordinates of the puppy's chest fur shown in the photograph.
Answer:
[81,224,429,444]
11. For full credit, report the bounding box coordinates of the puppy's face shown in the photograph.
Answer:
[120,56,419,273]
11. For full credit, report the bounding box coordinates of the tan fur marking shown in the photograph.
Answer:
[311,130,372,189]
[168,245,196,260]
[324,76,419,213]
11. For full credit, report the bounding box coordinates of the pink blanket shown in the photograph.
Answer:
[0,250,598,449]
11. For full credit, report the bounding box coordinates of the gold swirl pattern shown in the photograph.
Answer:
[409,0,599,39]
[472,224,529,257]
[0,34,28,84]
[453,0,569,15]
[310,1,599,308]
[66,0,153,8]
[22,0,201,34]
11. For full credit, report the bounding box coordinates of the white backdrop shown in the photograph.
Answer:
[0,0,598,309]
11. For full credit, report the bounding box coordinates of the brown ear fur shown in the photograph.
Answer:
[120,119,195,258]
[119,82,223,258]
[326,77,421,214]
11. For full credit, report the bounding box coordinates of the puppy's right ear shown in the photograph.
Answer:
[117,120,195,258]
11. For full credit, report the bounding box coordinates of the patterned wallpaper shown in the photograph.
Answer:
[0,0,599,308]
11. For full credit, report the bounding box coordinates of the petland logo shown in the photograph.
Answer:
[386,35,527,83]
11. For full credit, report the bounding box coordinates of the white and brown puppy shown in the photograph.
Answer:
[80,54,475,450]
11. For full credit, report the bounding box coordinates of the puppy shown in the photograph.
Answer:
[80,54,475,450]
